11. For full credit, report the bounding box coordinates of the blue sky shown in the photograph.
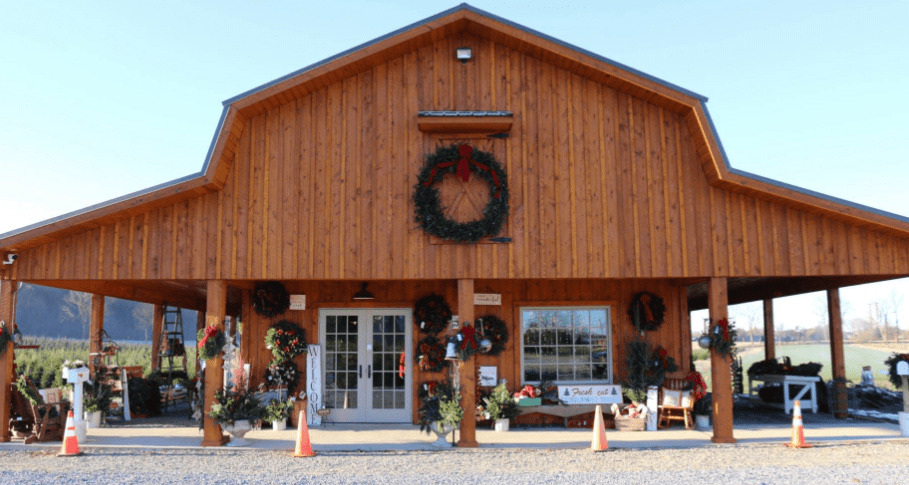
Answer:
[2,1,908,331]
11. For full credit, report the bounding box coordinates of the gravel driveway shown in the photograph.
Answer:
[3,440,907,484]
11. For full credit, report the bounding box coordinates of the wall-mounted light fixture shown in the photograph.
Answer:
[352,282,375,300]
[456,47,472,63]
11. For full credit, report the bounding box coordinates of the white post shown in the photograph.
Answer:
[898,361,909,437]
[67,367,91,442]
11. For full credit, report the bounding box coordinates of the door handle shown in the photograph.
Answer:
[368,365,372,378]
[359,365,362,379]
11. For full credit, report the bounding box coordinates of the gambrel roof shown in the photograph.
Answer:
[3,3,908,255]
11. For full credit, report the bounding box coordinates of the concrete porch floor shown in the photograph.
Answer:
[1,417,903,452]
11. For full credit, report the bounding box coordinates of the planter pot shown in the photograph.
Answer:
[695,414,710,430]
[272,419,287,431]
[84,411,102,429]
[224,419,253,447]
[430,421,457,447]
[494,418,510,432]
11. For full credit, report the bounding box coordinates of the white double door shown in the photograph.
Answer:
[319,308,412,423]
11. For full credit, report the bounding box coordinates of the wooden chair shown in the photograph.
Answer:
[658,376,694,429]
[9,379,71,444]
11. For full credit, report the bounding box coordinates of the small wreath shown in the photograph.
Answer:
[414,144,509,243]
[265,320,308,364]
[628,292,666,333]
[253,281,291,318]
[415,335,447,373]
[413,293,453,335]
[709,318,737,359]
[885,353,909,389]
[264,360,301,395]
[476,314,509,356]
[0,322,12,357]
[196,325,226,361]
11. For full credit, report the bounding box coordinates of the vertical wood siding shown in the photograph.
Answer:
[9,32,909,281]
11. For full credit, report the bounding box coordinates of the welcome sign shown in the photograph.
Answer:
[558,385,623,405]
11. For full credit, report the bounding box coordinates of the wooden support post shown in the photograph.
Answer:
[763,299,775,361]
[708,277,736,443]
[827,288,848,418]
[201,280,228,447]
[151,304,164,372]
[457,279,478,448]
[89,294,105,378]
[0,280,16,443]
[679,286,692,371]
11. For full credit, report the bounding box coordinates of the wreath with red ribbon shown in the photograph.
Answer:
[709,318,737,359]
[414,144,509,243]
[253,281,291,318]
[628,292,666,333]
[415,335,447,373]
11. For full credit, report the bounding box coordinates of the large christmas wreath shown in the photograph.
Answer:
[197,325,226,361]
[253,281,291,318]
[413,293,453,335]
[476,314,509,356]
[265,320,308,364]
[413,144,509,243]
[264,361,301,395]
[628,292,666,333]
[415,335,447,373]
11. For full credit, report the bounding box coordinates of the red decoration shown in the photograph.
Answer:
[422,144,503,198]
[685,371,707,401]
[398,351,406,379]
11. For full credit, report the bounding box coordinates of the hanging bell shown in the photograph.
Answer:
[697,334,712,349]
[445,336,459,360]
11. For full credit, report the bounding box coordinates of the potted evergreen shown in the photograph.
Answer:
[482,382,521,431]
[263,398,294,431]
[418,380,462,447]
[83,381,112,428]
[693,393,712,430]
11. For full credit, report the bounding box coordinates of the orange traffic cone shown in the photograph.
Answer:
[292,409,316,457]
[58,410,83,457]
[591,404,609,452]
[785,400,812,448]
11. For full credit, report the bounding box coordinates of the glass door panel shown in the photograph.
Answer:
[320,309,411,423]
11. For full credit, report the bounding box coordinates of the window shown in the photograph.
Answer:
[521,307,612,384]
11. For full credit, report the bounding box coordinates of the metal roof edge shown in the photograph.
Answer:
[221,3,707,108]
[0,172,205,243]
[200,105,231,175]
[698,101,909,226]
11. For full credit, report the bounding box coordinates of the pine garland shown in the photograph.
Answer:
[0,322,11,357]
[709,318,737,359]
[413,144,509,243]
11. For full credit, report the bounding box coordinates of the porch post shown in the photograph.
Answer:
[201,280,228,447]
[827,288,848,418]
[457,278,478,448]
[708,277,736,443]
[89,294,105,377]
[150,304,164,372]
[0,280,16,442]
[763,299,775,361]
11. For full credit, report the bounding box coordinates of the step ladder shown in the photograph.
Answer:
[157,305,188,412]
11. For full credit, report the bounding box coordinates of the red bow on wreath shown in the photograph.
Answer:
[460,324,477,351]
[422,145,503,198]
[656,347,669,368]
[198,325,219,349]
[716,318,730,340]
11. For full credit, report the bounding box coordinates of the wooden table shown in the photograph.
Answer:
[749,374,821,414]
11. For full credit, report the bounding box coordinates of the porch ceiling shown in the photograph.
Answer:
[686,275,903,311]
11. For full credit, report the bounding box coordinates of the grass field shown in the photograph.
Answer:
[694,343,901,391]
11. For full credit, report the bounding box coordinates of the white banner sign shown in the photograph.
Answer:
[558,385,623,405]
[289,295,306,310]
[474,293,501,306]
[307,344,322,426]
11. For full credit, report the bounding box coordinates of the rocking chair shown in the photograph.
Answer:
[657,376,694,429]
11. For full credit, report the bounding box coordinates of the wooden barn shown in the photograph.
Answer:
[3,4,909,446]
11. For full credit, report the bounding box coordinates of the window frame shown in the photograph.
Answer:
[517,303,614,386]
